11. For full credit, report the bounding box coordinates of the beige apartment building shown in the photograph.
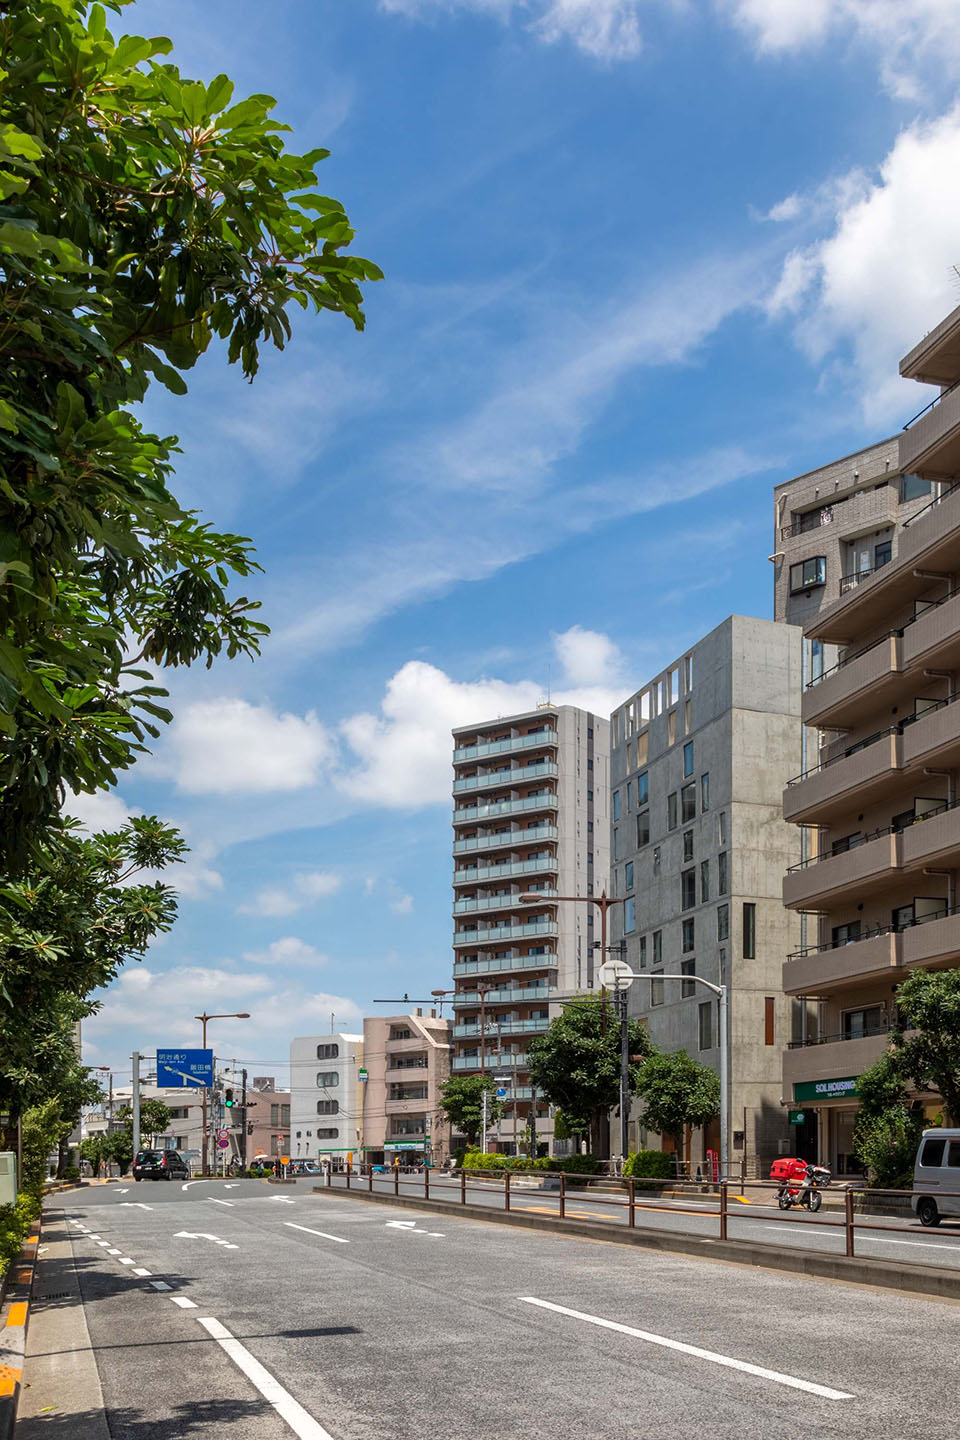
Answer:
[778,303,960,1174]
[450,703,610,1153]
[360,1010,451,1165]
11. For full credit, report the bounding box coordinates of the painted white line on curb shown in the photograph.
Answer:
[150,1281,172,1291]
[171,1296,198,1309]
[133,1267,152,1277]
[208,1198,234,1207]
[284,1222,349,1244]
[197,1316,334,1439]
[518,1298,854,1401]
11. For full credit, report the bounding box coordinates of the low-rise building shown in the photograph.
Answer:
[361,1010,451,1165]
[290,1033,363,1167]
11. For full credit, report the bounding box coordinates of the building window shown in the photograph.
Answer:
[718,811,727,845]
[684,698,692,735]
[626,781,632,811]
[700,773,710,812]
[681,783,696,823]
[900,473,931,503]
[667,793,678,830]
[682,917,695,952]
[842,1005,887,1039]
[668,710,677,745]
[624,896,636,933]
[683,654,693,690]
[683,829,694,862]
[681,958,696,997]
[316,1071,339,1087]
[743,902,756,959]
[638,935,647,969]
[637,772,649,805]
[683,741,694,777]
[316,1100,339,1115]
[613,827,620,861]
[636,811,650,847]
[316,1043,339,1060]
[651,972,664,1006]
[700,860,710,903]
[718,851,728,895]
[764,996,775,1046]
[652,930,662,965]
[789,556,826,592]
[613,791,621,821]
[637,732,649,766]
[681,869,696,909]
[717,904,729,941]
[698,1001,713,1051]
[625,860,634,890]
[316,1128,339,1139]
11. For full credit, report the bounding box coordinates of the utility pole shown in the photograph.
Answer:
[131,1052,141,1161]
[528,1084,537,1159]
[240,1067,248,1173]
[617,982,630,1162]
[481,1087,489,1153]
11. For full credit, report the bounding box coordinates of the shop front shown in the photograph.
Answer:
[791,1076,862,1176]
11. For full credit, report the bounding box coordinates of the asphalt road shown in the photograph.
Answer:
[23,1179,960,1439]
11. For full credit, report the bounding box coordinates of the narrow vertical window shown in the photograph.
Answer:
[743,902,756,959]
[764,996,775,1046]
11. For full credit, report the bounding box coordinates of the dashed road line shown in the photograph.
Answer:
[171,1296,198,1309]
[133,1267,152,1277]
[208,1198,234,1207]
[197,1316,334,1439]
[284,1223,349,1245]
[119,1258,135,1266]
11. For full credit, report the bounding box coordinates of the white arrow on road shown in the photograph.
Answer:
[120,1202,153,1211]
[182,1180,209,1191]
[116,1189,129,1195]
[174,1231,239,1250]
[268,1196,296,1205]
[224,1184,239,1190]
[385,1220,444,1237]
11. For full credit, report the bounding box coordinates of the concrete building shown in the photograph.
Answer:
[608,616,802,1173]
[290,1033,363,1167]
[243,1078,291,1164]
[83,1084,204,1171]
[780,306,960,1174]
[450,702,610,1152]
[360,1010,451,1165]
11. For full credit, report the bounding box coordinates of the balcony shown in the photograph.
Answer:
[900,909,960,972]
[782,1031,893,1092]
[453,730,558,763]
[900,301,960,385]
[783,730,899,826]
[453,856,558,886]
[453,953,557,978]
[453,890,557,915]
[783,931,900,996]
[781,483,899,545]
[452,1052,530,1071]
[385,1095,429,1112]
[452,919,557,948]
[453,762,557,795]
[453,984,551,1008]
[900,379,960,479]
[454,1016,549,1038]
[452,794,558,827]
[452,825,558,856]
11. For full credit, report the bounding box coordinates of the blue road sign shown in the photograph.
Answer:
[496,1087,508,1097]
[157,1048,214,1088]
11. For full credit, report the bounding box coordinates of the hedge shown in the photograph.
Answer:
[623,1149,673,1180]
[462,1150,600,1175]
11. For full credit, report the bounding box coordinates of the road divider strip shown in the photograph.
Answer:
[519,1297,854,1400]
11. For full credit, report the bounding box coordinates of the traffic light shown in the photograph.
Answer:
[224,1088,234,1108]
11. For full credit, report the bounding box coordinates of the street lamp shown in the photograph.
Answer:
[92,1066,114,1133]
[195,1012,251,1177]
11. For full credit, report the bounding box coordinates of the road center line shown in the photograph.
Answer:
[208,1198,235,1207]
[197,1316,335,1439]
[284,1222,349,1244]
[518,1298,854,1400]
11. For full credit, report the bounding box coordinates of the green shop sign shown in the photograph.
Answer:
[793,1076,858,1104]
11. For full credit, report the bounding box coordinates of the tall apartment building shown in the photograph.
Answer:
[290,1032,363,1167]
[360,1010,451,1165]
[779,304,959,1175]
[608,616,801,1171]
[450,703,610,1153]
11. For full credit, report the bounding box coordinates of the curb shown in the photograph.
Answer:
[314,1187,960,1302]
[0,1223,39,1439]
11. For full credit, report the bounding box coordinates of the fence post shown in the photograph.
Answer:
[424,1165,429,1200]
[628,1177,635,1229]
[559,1172,566,1219]
[845,1188,855,1257]
[719,1180,728,1241]
[505,1171,511,1212]
[346,1162,351,1191]
[461,1168,466,1206]
[368,1164,373,1193]
[394,1164,399,1196]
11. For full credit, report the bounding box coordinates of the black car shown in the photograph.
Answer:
[133,1149,191,1181]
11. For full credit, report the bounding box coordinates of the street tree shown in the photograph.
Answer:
[635,1050,720,1162]
[438,1075,504,1149]
[891,968,960,1124]
[528,996,654,1155]
[115,1100,173,1145]
[0,1,380,868]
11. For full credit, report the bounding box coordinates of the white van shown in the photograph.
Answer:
[912,1129,960,1226]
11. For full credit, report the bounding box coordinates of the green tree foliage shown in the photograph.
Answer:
[854,1106,925,1190]
[0,1,380,866]
[0,815,184,1116]
[115,1098,172,1142]
[528,996,654,1153]
[892,969,960,1124]
[623,1148,673,1180]
[437,1075,504,1148]
[635,1050,720,1155]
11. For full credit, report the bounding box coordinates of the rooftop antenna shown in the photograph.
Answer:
[330,1012,335,1034]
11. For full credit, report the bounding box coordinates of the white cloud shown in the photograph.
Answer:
[766,106,960,421]
[553,624,625,688]
[65,788,139,833]
[388,890,415,916]
[158,698,334,795]
[244,937,329,968]
[169,847,224,900]
[379,0,647,60]
[238,870,343,917]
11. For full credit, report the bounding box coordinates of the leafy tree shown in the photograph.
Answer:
[854,1106,925,1189]
[892,969,960,1124]
[115,1099,172,1143]
[79,1133,110,1177]
[528,996,654,1155]
[0,1,380,868]
[105,1128,133,1175]
[438,1075,504,1149]
[635,1050,720,1160]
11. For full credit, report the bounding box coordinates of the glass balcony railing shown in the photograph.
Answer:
[453,730,558,762]
[453,890,557,915]
[453,856,558,885]
[453,953,556,977]
[453,794,558,826]
[452,825,558,855]
[453,984,551,1007]
[453,919,557,947]
[454,1016,550,1038]
[453,1052,531,1070]
[453,762,558,795]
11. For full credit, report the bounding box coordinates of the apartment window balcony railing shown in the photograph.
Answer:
[453,794,559,826]
[452,825,558,855]
[453,952,557,977]
[453,730,558,762]
[389,1128,426,1139]
[785,795,960,871]
[453,919,557,947]
[787,902,959,959]
[453,889,557,915]
[453,984,551,1008]
[453,762,558,795]
[786,690,959,786]
[453,856,558,885]
[454,1016,550,1038]
[806,580,960,690]
[787,1021,892,1050]
[839,550,893,595]
[452,1052,531,1070]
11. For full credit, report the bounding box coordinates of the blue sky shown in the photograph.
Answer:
[79,0,960,1085]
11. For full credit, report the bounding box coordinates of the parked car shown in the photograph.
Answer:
[912,1129,960,1226]
[133,1149,190,1182]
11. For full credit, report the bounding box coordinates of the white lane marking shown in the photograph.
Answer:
[385,1220,443,1236]
[119,1258,135,1266]
[197,1316,334,1439]
[107,1248,122,1256]
[88,1234,102,1241]
[174,1231,239,1250]
[860,1234,960,1251]
[284,1222,349,1245]
[150,1281,172,1291]
[268,1196,296,1205]
[171,1296,198,1309]
[518,1298,854,1401]
[182,1181,209,1191]
[133,1267,152,1277]
[224,1184,239,1190]
[95,1240,111,1248]
[208,1198,234,1207]
[120,1202,153,1211]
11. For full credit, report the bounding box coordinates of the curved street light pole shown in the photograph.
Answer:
[195,1012,251,1177]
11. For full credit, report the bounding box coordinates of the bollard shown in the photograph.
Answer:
[368,1164,373,1193]
[326,1164,332,1190]
[719,1181,728,1241]
[346,1162,351,1191]
[394,1164,400,1196]
[559,1172,566,1219]
[461,1168,466,1206]
[845,1188,855,1257]
[505,1171,511,1212]
[424,1166,429,1200]
[628,1177,635,1229]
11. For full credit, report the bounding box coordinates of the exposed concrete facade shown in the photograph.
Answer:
[290,1032,363,1166]
[608,616,802,1172]
[361,1011,452,1163]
